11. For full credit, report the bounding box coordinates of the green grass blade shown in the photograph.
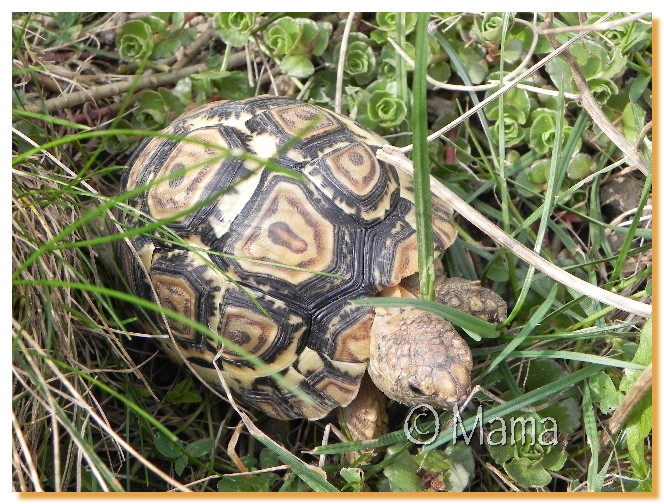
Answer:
[507,350,646,370]
[352,296,499,338]
[477,285,558,380]
[12,108,91,130]
[608,169,652,283]
[411,12,435,300]
[582,380,601,491]
[504,88,566,325]
[395,13,410,118]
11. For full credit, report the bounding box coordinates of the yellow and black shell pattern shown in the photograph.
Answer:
[119,95,457,420]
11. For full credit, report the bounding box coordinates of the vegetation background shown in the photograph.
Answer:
[12,12,653,492]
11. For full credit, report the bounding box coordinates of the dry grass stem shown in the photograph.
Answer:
[538,12,650,35]
[335,12,356,114]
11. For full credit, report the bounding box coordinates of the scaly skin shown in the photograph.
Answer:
[368,303,473,408]
[345,277,507,440]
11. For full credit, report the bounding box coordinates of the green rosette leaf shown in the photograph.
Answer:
[213,12,257,47]
[367,90,407,128]
[116,20,154,61]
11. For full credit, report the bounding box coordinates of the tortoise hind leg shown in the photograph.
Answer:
[343,373,388,441]
[341,373,388,462]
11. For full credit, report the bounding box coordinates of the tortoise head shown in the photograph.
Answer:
[367,303,473,409]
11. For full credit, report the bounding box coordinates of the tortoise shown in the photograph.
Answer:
[118,95,506,426]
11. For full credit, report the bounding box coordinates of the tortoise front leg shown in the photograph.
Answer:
[400,273,507,324]
[433,277,507,324]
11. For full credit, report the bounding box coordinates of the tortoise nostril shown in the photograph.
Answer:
[408,382,424,395]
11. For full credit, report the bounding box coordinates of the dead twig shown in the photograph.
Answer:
[22,51,246,114]
[172,22,217,71]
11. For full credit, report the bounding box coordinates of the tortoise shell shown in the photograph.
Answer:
[119,95,456,420]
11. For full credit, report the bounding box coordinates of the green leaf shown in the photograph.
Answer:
[152,36,182,60]
[504,457,552,488]
[259,448,280,469]
[502,37,523,63]
[629,73,651,103]
[442,444,475,492]
[546,39,627,96]
[523,360,582,434]
[427,60,451,83]
[486,427,514,465]
[489,116,525,148]
[312,21,332,56]
[371,12,417,44]
[485,87,530,123]
[415,444,475,492]
[154,431,183,460]
[190,70,251,101]
[339,467,363,492]
[279,54,315,78]
[170,12,185,30]
[143,14,169,35]
[621,102,646,145]
[378,42,415,79]
[587,77,619,104]
[414,450,449,490]
[184,437,214,458]
[625,392,652,480]
[526,158,550,184]
[588,371,622,414]
[334,35,376,85]
[165,377,202,404]
[53,12,79,28]
[540,443,566,471]
[134,89,168,130]
[266,17,299,55]
[158,87,186,117]
[217,476,252,491]
[383,447,424,492]
[620,317,652,393]
[266,16,328,60]
[582,380,601,490]
[472,12,513,44]
[566,153,594,180]
[102,118,136,154]
[621,317,653,480]
[456,46,488,84]
[529,113,556,154]
[174,455,187,476]
[304,70,336,105]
